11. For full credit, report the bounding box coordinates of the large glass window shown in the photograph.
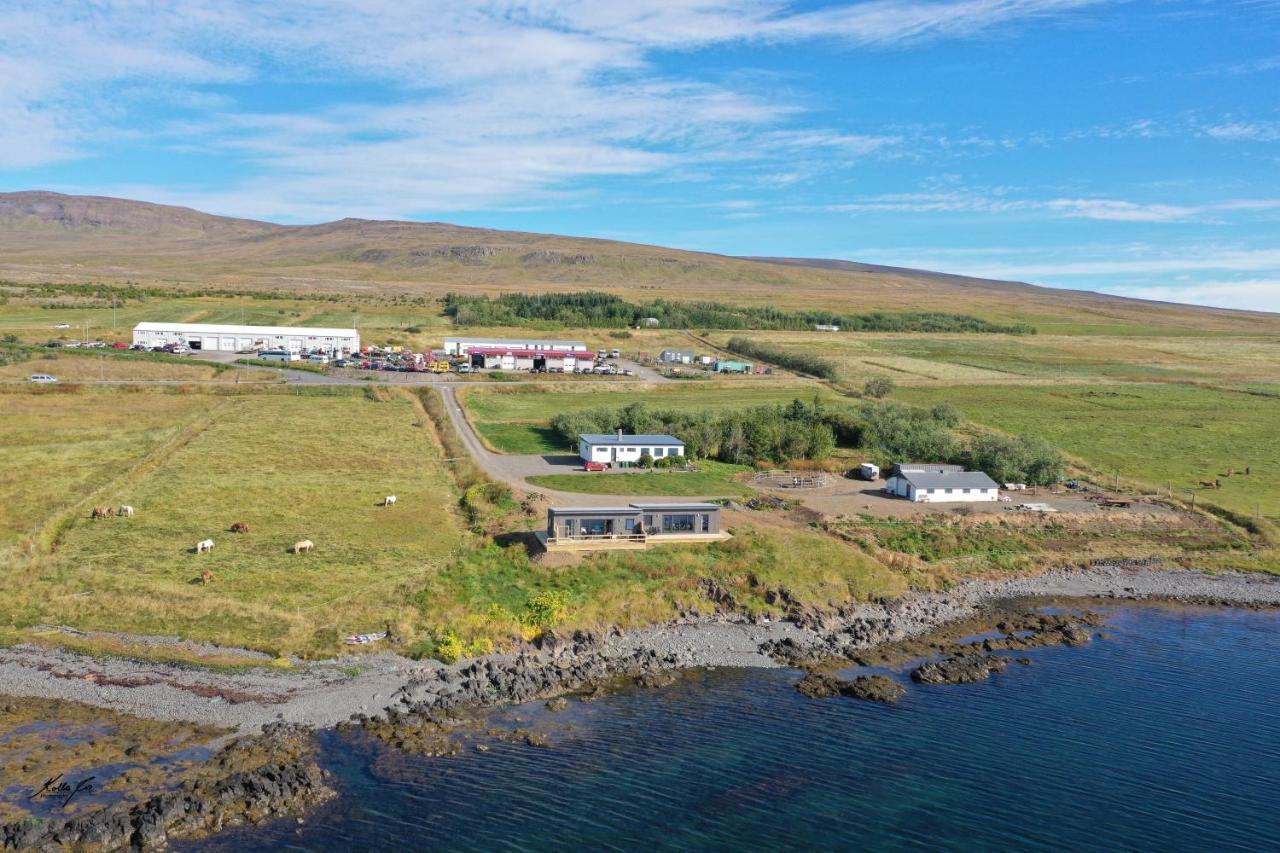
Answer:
[581,518,609,536]
[662,514,696,532]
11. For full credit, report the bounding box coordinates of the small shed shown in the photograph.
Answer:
[715,360,753,374]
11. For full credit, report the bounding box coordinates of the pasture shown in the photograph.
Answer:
[894,383,1280,520]
[461,382,834,454]
[706,331,1280,387]
[526,461,752,497]
[0,348,274,382]
[0,387,468,655]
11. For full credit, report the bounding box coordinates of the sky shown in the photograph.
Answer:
[1,1,1279,312]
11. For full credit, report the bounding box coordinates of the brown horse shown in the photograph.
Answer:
[200,570,215,586]
[229,521,250,534]
[91,506,114,519]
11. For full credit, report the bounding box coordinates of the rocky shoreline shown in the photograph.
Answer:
[1,724,333,852]
[5,565,1280,851]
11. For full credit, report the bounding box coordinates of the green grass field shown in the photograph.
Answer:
[463,382,832,454]
[895,383,1280,519]
[0,388,468,654]
[527,461,752,496]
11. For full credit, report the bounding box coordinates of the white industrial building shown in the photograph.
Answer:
[467,347,592,372]
[443,337,588,356]
[884,468,1000,503]
[579,432,686,467]
[132,322,359,355]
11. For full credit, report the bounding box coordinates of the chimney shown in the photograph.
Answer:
[617,428,623,442]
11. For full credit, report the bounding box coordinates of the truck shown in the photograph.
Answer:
[857,462,880,480]
[429,360,451,373]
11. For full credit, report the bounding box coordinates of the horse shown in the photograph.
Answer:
[118,505,134,517]
[199,570,214,586]
[293,539,314,554]
[91,506,114,519]
[383,495,397,507]
[229,521,250,534]
[195,538,214,554]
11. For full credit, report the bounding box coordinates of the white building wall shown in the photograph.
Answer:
[580,442,687,464]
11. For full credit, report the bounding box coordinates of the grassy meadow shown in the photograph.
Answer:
[462,382,833,454]
[0,348,275,382]
[1,387,469,655]
[895,383,1280,519]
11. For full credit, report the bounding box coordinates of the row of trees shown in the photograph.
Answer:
[442,291,1035,335]
[860,402,1065,485]
[551,400,838,465]
[550,397,1065,485]
[724,337,840,380]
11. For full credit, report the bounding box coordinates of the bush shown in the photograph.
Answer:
[966,433,1065,486]
[864,377,896,398]
[654,455,678,469]
[638,452,654,468]
[433,630,466,664]
[522,591,568,630]
[930,402,961,427]
[725,337,839,380]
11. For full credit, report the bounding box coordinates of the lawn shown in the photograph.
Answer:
[895,383,1280,520]
[462,382,832,454]
[527,461,753,497]
[0,387,468,655]
[0,348,274,382]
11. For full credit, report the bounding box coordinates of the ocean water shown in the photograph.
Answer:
[186,605,1280,852]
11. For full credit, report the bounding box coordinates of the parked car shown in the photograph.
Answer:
[307,353,330,365]
[584,461,609,472]
[111,342,128,349]
[55,323,71,330]
[45,341,63,348]
[29,374,58,384]
[456,364,472,373]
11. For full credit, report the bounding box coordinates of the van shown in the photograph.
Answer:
[258,350,300,363]
[307,353,330,365]
[29,374,58,384]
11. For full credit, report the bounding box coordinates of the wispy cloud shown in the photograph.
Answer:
[0,0,1103,217]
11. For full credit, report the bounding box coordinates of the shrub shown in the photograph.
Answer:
[522,591,568,630]
[930,402,961,427]
[725,337,839,380]
[638,452,654,468]
[864,376,896,399]
[433,630,466,664]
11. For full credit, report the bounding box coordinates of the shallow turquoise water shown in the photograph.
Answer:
[187,604,1280,851]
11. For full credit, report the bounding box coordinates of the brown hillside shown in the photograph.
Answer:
[1,191,1275,334]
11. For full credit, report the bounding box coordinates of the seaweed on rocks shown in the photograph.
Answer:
[911,653,1010,685]
[794,673,906,703]
[0,723,333,852]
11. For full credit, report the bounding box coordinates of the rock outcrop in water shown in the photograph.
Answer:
[1,723,333,852]
[912,654,1010,685]
[795,673,906,703]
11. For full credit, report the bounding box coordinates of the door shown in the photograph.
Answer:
[220,337,236,351]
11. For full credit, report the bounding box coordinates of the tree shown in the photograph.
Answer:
[864,376,896,399]
[930,402,961,427]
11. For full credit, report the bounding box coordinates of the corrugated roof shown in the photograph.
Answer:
[445,337,586,347]
[548,506,637,515]
[579,434,685,445]
[134,322,357,337]
[630,502,720,511]
[894,470,999,490]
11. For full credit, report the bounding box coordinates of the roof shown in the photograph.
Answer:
[446,337,586,348]
[470,348,586,357]
[548,506,637,515]
[661,349,694,355]
[630,502,720,511]
[893,463,965,473]
[579,433,685,446]
[134,322,357,337]
[893,470,999,490]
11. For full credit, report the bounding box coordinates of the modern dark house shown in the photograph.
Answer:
[543,503,726,551]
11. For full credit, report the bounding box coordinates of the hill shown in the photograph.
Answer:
[1,191,1276,334]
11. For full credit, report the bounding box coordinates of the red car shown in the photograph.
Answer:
[584,462,609,472]
[112,342,128,349]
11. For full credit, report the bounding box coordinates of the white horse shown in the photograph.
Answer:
[195,538,214,554]
[118,505,134,517]
[293,539,314,554]
[384,495,397,507]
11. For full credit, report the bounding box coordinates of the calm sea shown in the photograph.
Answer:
[185,604,1280,852]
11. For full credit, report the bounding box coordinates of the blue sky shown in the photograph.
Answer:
[2,1,1279,311]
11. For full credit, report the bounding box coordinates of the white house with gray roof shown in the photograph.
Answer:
[578,432,685,467]
[885,468,1000,503]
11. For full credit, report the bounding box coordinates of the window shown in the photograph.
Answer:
[581,518,609,536]
[625,518,636,532]
[662,514,696,532]
[945,488,954,494]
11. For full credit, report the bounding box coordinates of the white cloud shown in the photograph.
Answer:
[1202,121,1280,142]
[1109,280,1280,313]
[0,0,1103,215]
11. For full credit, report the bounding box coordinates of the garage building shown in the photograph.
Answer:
[884,469,1000,503]
[443,337,588,356]
[132,322,360,355]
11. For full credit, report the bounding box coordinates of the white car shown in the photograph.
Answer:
[29,374,58,384]
[55,323,71,330]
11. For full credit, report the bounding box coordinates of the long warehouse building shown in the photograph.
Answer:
[132,322,360,354]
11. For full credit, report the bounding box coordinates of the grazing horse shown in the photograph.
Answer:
[118,505,134,517]
[293,539,314,554]
[200,570,215,586]
[91,506,114,519]
[383,495,397,507]
[195,538,214,554]
[229,521,250,534]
